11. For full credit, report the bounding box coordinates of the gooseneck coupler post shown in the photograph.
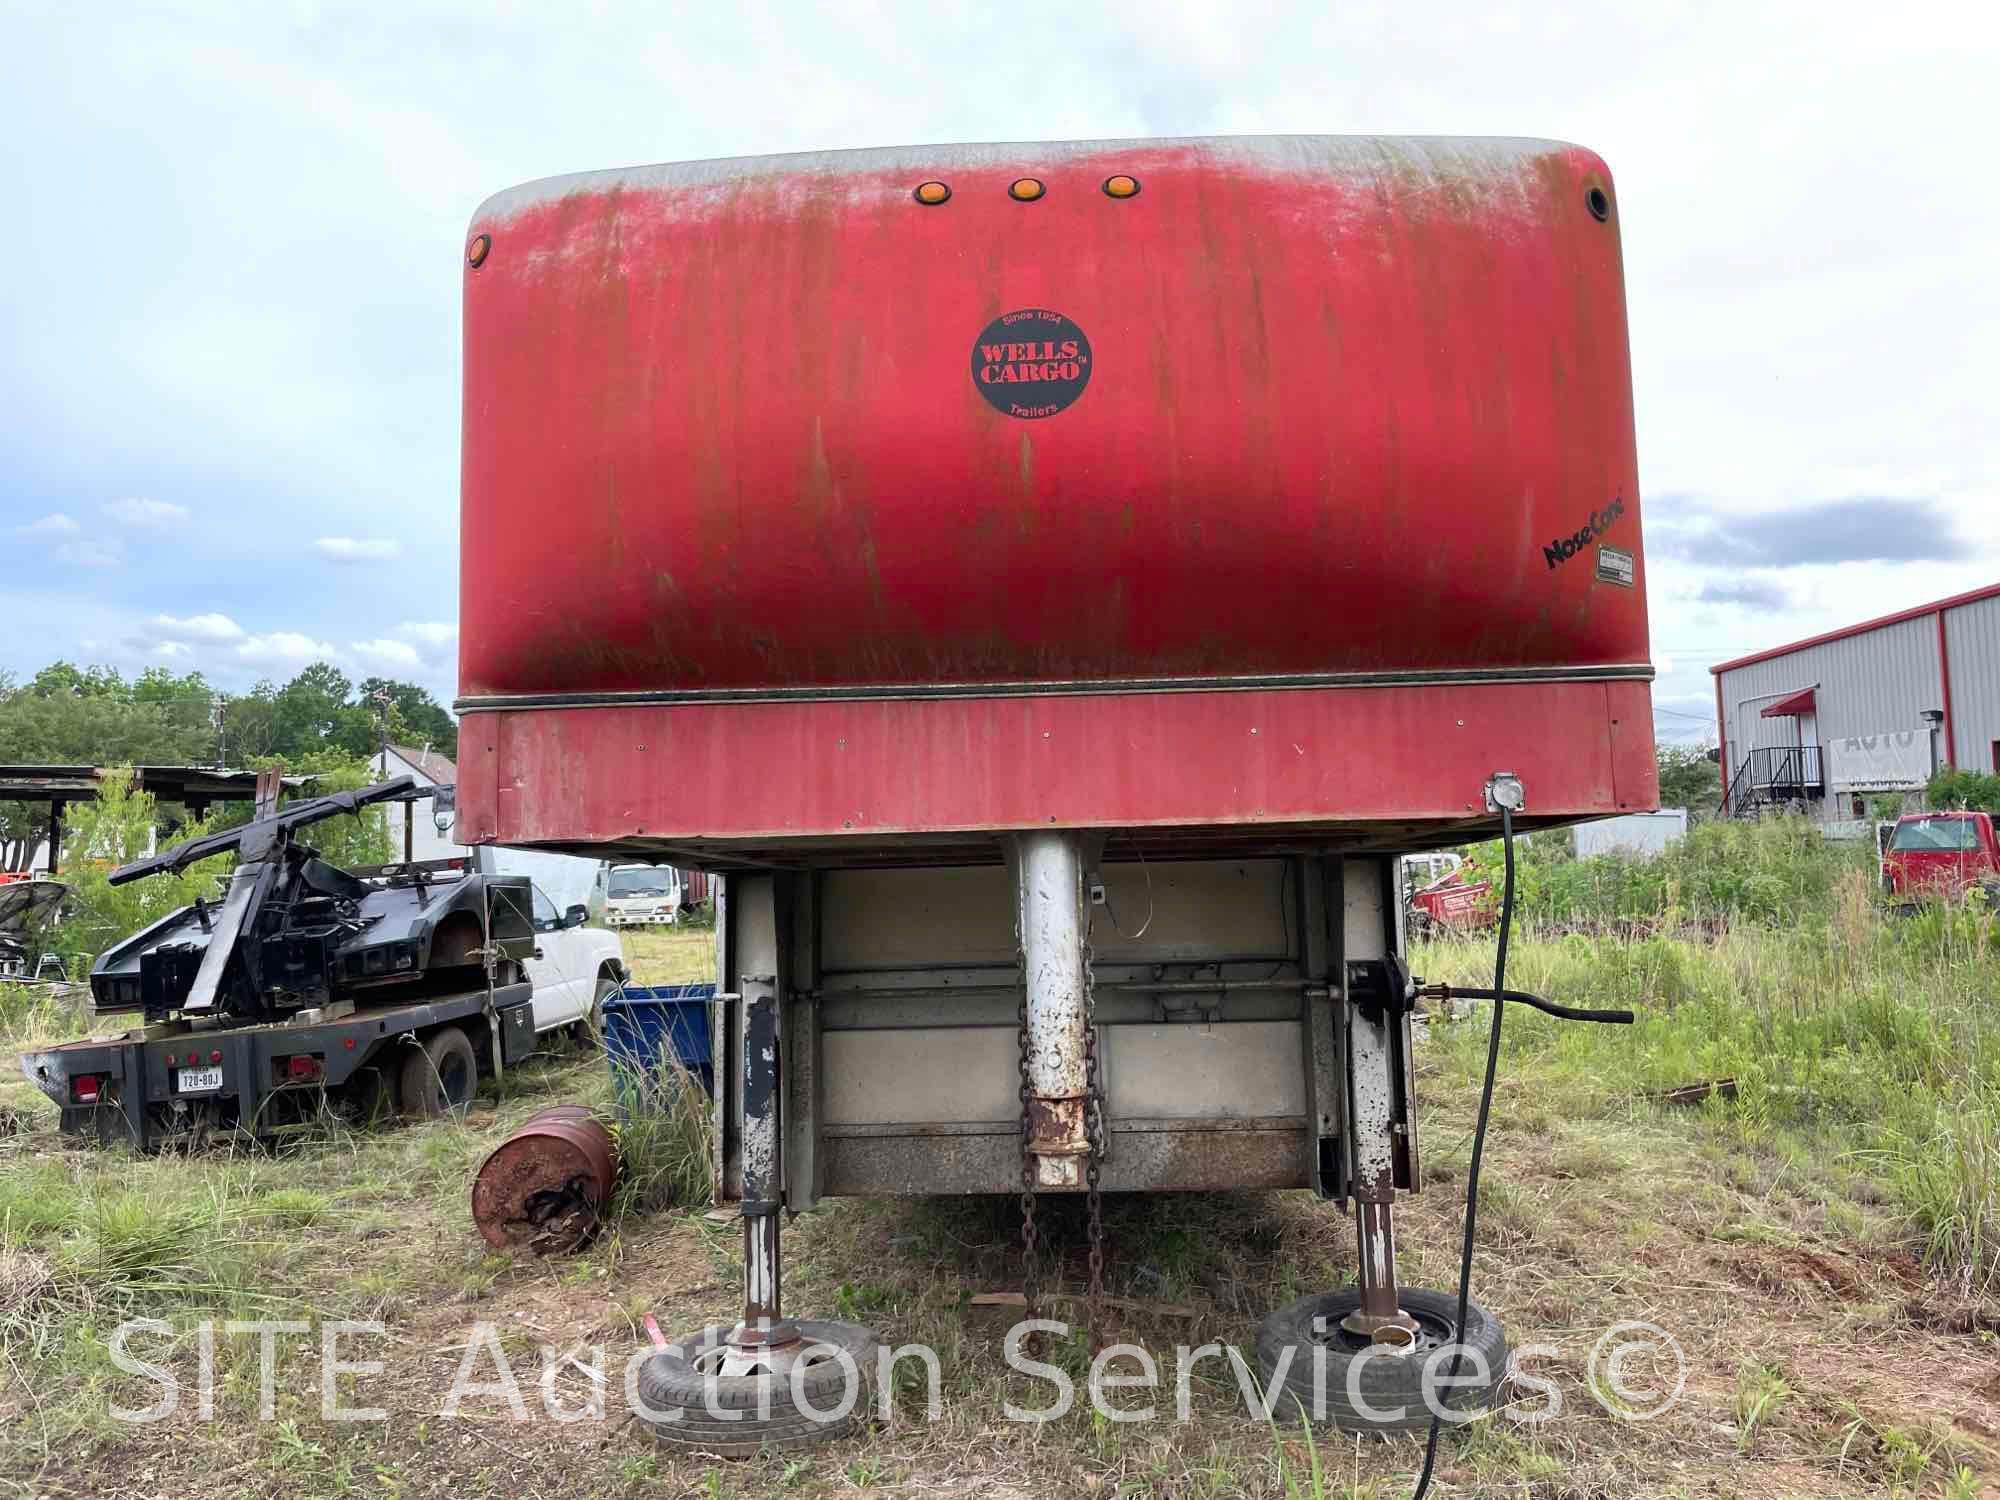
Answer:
[1013,831,1093,1191]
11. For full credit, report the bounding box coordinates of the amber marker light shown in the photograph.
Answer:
[1008,177,1046,202]
[1102,174,1140,198]
[914,180,951,205]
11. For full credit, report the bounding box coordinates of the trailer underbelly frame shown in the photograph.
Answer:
[708,850,1424,1337]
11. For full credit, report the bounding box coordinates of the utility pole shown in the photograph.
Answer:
[370,684,392,772]
[370,684,409,860]
[212,693,229,770]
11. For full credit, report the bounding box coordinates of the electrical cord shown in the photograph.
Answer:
[1410,804,1516,1499]
[1101,840,1155,940]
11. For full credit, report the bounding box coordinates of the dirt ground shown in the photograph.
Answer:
[3,935,1997,1499]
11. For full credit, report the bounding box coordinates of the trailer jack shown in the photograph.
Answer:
[636,960,885,1453]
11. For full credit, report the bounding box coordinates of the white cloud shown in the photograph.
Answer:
[18,512,78,536]
[149,611,244,642]
[153,640,193,659]
[103,496,189,527]
[395,620,457,648]
[314,536,402,562]
[350,637,424,671]
[4,4,1999,731]
[236,631,338,665]
[57,540,122,568]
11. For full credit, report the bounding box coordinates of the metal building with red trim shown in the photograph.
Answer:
[1710,581,2000,818]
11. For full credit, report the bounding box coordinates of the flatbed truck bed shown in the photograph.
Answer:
[21,979,538,1151]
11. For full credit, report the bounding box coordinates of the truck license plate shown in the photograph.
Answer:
[177,1066,223,1094]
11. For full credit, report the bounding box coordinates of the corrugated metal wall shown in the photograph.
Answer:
[1717,614,1940,774]
[1945,593,2000,772]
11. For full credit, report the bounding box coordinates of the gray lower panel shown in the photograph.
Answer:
[820,1121,1310,1195]
[820,1020,1308,1127]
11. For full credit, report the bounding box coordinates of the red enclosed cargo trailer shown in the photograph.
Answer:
[455,135,1655,1446]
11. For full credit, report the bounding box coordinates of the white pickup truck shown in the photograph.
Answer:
[512,881,627,1032]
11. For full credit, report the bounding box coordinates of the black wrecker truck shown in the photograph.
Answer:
[20,777,551,1150]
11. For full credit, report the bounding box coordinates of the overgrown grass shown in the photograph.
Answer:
[607,1053,715,1222]
[618,925,716,986]
[0,1165,289,1385]
[1462,814,1879,928]
[1421,854,2000,1291]
[0,979,88,1050]
[8,818,1999,1496]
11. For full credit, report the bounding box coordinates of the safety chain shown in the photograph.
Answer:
[1083,1028,1106,1354]
[1016,958,1042,1359]
[1082,921,1107,1356]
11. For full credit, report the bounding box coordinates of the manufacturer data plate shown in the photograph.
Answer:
[1595,545,1636,587]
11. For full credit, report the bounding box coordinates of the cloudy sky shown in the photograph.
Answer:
[3,2,1996,740]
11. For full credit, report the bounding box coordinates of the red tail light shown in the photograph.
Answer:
[284,1055,324,1082]
[71,1074,103,1103]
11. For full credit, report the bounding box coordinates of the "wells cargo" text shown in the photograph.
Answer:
[979,340,1085,385]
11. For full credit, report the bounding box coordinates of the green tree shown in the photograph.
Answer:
[0,666,218,868]
[1927,767,2000,814]
[271,750,396,868]
[1657,743,1722,816]
[29,661,130,699]
[357,677,458,759]
[222,682,279,762]
[0,657,458,869]
[332,705,381,760]
[130,665,213,708]
[271,662,354,755]
[48,769,231,968]
[0,683,215,766]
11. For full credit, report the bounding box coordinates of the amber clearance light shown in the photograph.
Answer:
[1102,174,1140,199]
[1008,177,1046,202]
[913,180,951,205]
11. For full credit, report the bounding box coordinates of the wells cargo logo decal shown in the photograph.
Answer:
[971,309,1092,419]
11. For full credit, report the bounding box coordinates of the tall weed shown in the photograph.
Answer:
[1463,815,1875,928]
[1420,848,2000,1286]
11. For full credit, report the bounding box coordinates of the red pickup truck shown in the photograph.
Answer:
[1407,860,1495,933]
[1881,811,2000,899]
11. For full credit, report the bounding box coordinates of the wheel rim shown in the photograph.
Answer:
[1306,1303,1457,1357]
[687,1341,844,1380]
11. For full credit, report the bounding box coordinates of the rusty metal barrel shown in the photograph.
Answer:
[471,1104,620,1253]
